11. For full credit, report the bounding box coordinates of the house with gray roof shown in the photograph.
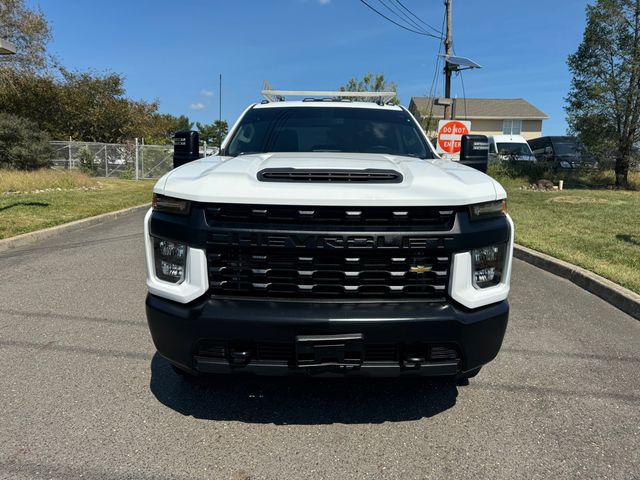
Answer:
[408,97,548,140]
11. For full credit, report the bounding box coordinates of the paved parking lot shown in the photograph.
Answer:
[0,210,638,479]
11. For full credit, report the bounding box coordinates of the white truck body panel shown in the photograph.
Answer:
[154,152,505,206]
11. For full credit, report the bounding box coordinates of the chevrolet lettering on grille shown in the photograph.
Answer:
[209,232,441,250]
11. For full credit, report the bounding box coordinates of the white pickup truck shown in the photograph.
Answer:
[144,88,513,381]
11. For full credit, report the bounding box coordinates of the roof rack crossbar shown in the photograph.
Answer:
[261,81,396,104]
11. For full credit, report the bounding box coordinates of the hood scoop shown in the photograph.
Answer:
[257,168,403,183]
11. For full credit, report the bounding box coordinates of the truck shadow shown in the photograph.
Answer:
[149,353,458,425]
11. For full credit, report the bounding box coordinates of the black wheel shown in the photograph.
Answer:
[454,367,482,385]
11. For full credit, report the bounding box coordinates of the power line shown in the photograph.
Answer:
[358,0,441,39]
[452,44,468,121]
[393,0,443,36]
[458,70,468,120]
[425,10,447,131]
[377,0,432,35]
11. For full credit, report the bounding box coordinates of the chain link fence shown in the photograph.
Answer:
[50,140,176,179]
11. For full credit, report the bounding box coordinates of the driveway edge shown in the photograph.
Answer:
[514,244,640,321]
[0,203,150,254]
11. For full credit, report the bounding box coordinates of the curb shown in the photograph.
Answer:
[0,203,150,254]
[514,244,640,321]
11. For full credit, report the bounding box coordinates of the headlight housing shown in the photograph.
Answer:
[471,243,507,288]
[153,238,187,283]
[469,199,506,221]
[152,193,190,215]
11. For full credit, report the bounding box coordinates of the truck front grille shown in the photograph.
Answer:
[204,203,455,300]
[207,249,449,298]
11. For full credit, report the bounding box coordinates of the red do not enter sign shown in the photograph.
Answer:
[437,120,470,154]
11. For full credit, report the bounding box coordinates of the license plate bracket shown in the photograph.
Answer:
[295,334,364,367]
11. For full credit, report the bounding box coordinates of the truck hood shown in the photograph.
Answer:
[155,152,505,206]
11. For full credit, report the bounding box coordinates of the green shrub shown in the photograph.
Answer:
[119,163,134,180]
[0,113,53,170]
[77,147,97,176]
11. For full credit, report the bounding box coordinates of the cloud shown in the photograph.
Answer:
[189,102,205,110]
[200,89,214,97]
[318,0,331,4]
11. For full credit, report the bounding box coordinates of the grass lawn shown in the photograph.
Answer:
[0,172,153,240]
[492,169,640,294]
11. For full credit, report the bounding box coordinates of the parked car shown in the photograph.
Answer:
[144,88,514,381]
[488,135,537,163]
[527,136,597,170]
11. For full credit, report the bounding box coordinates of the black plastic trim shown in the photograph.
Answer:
[257,168,403,183]
[146,294,509,377]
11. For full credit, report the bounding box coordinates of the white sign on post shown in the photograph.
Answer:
[436,120,471,160]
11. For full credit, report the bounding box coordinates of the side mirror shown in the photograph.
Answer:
[459,134,489,173]
[173,130,200,169]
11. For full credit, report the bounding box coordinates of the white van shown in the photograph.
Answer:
[488,135,536,163]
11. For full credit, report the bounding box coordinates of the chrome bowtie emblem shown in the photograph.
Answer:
[410,265,432,274]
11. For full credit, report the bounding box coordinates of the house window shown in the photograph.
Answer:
[502,120,522,135]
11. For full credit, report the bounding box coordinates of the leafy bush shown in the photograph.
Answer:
[78,147,98,176]
[0,113,53,170]
[119,163,134,180]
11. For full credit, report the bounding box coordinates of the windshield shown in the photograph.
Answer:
[225,106,433,159]
[554,141,586,156]
[496,142,534,157]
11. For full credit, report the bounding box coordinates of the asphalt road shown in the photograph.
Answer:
[0,210,638,480]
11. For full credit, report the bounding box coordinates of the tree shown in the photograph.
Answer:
[196,120,229,147]
[0,112,52,170]
[0,0,52,77]
[0,68,186,144]
[566,0,640,188]
[173,115,193,132]
[339,73,400,105]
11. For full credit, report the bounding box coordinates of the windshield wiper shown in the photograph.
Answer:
[232,151,262,157]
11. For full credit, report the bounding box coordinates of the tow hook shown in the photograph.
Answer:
[230,350,251,365]
[403,355,425,368]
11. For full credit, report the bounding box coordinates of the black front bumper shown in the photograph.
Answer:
[146,294,509,377]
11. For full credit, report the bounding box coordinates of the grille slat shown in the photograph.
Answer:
[205,203,457,229]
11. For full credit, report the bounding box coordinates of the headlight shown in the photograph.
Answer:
[560,161,571,169]
[469,200,506,221]
[153,238,187,283]
[152,193,190,215]
[471,243,507,288]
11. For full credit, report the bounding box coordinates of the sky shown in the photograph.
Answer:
[31,0,592,135]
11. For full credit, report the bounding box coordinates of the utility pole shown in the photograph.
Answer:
[443,0,453,120]
[219,74,222,122]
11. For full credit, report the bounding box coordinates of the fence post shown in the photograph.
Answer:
[141,138,145,179]
[104,145,108,177]
[135,137,139,181]
[68,136,72,170]
[204,141,207,158]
